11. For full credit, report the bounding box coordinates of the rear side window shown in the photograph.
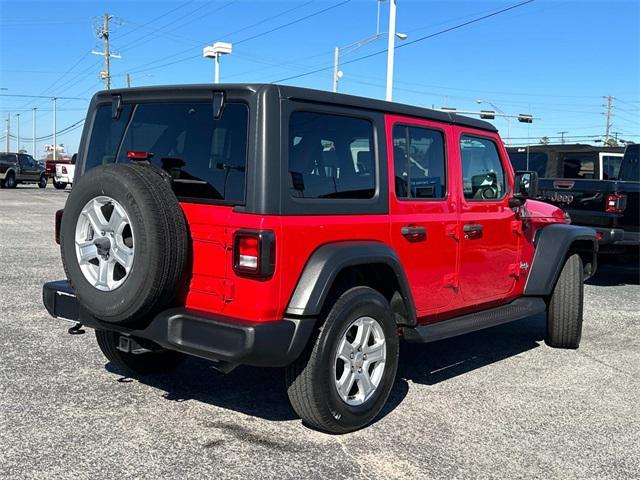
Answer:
[460,136,506,201]
[288,111,375,199]
[561,152,597,179]
[601,155,623,180]
[392,125,446,199]
[620,145,639,182]
[84,102,249,203]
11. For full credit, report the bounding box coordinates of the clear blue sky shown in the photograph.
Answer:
[1,0,638,157]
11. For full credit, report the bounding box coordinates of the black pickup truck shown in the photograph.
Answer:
[508,144,639,249]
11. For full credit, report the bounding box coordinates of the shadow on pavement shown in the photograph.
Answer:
[104,313,546,426]
[587,254,639,287]
[397,313,545,386]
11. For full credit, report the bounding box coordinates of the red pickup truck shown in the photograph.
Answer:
[43,85,597,433]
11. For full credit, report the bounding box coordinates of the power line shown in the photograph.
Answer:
[126,0,352,75]
[0,94,87,100]
[272,0,535,84]
[235,0,350,45]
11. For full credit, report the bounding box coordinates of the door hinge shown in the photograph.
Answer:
[223,280,235,303]
[446,224,461,241]
[443,273,459,289]
[511,220,523,236]
[508,263,521,278]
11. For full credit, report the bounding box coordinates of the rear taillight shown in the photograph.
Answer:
[605,193,627,213]
[233,230,275,278]
[55,209,64,244]
[127,151,153,161]
[61,166,67,174]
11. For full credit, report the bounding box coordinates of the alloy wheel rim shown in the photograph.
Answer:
[333,316,387,406]
[74,196,135,291]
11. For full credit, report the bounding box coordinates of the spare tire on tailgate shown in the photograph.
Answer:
[60,163,188,326]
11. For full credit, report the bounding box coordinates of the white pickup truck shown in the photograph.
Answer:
[54,156,76,190]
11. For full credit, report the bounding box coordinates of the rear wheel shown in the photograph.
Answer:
[286,286,399,434]
[38,174,47,188]
[53,179,67,190]
[95,330,185,374]
[545,254,584,349]
[4,172,16,188]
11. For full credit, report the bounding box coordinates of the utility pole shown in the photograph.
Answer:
[557,131,568,144]
[52,97,57,161]
[385,0,397,101]
[32,108,37,157]
[603,95,614,143]
[102,13,112,89]
[93,14,120,90]
[127,73,131,88]
[15,113,20,152]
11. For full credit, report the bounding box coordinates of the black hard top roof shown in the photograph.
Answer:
[506,144,625,153]
[100,83,498,133]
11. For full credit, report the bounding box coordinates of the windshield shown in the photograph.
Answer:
[84,101,249,203]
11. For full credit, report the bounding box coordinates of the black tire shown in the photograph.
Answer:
[53,179,67,190]
[95,330,185,374]
[60,163,188,326]
[545,253,584,349]
[4,172,16,188]
[38,174,47,188]
[285,286,399,434]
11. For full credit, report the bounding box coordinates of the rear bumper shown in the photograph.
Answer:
[593,227,640,246]
[42,280,315,369]
[54,174,72,183]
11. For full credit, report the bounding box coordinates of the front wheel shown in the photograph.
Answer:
[545,254,584,349]
[286,286,399,434]
[38,174,47,188]
[95,330,185,374]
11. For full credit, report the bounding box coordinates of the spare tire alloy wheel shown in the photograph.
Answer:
[334,316,387,406]
[60,163,188,326]
[75,196,134,291]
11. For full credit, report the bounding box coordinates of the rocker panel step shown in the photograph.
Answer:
[403,297,546,343]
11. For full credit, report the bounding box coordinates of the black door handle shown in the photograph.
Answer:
[463,223,483,239]
[401,225,426,241]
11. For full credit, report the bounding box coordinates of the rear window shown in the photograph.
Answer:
[84,102,249,203]
[288,111,375,199]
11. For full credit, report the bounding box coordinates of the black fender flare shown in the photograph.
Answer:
[524,224,598,296]
[286,241,417,325]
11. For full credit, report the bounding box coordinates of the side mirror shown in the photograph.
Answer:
[513,170,538,199]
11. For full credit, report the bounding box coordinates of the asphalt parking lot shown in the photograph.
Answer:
[1,186,639,480]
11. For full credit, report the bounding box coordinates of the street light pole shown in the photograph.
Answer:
[32,108,36,158]
[214,54,221,84]
[15,113,20,152]
[332,47,340,93]
[203,42,233,84]
[5,114,9,153]
[52,97,57,161]
[385,0,397,101]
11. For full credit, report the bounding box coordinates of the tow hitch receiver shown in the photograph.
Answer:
[117,336,152,355]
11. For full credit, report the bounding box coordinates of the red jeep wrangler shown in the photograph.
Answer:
[43,85,597,433]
